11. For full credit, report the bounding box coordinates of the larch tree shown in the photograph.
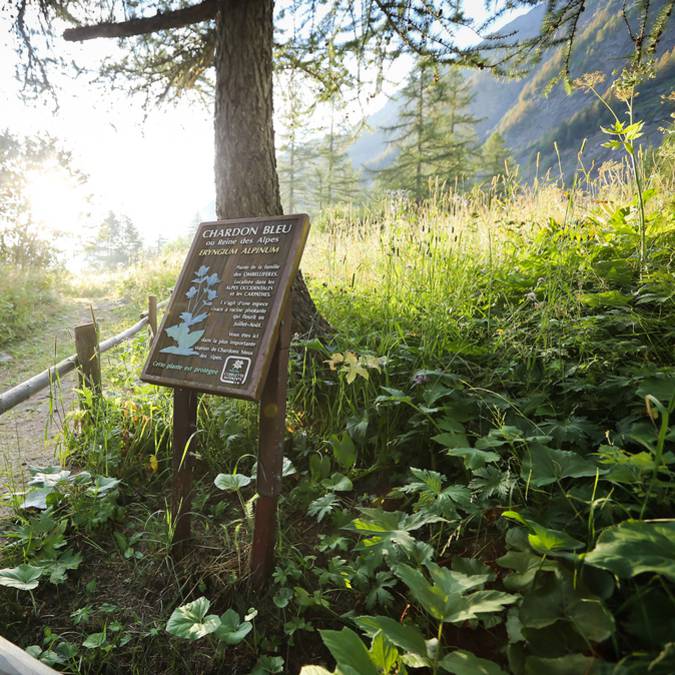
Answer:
[310,98,362,211]
[5,0,672,330]
[276,72,316,214]
[85,211,144,269]
[374,57,468,199]
[479,131,515,183]
[442,66,481,183]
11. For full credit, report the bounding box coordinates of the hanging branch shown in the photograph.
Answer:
[63,0,218,42]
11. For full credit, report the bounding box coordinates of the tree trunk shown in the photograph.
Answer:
[213,0,329,337]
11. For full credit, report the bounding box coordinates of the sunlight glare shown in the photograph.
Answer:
[25,164,89,236]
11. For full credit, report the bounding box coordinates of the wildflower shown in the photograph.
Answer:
[412,372,430,385]
[573,71,605,92]
[325,352,344,371]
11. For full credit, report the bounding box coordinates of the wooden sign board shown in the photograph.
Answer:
[141,214,310,401]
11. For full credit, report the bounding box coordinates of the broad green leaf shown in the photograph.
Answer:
[497,548,558,591]
[452,557,495,580]
[82,632,106,649]
[502,511,583,555]
[214,608,252,645]
[427,563,490,595]
[0,564,43,590]
[273,587,293,608]
[457,590,519,620]
[519,572,614,642]
[584,520,675,582]
[408,467,444,494]
[520,443,598,487]
[28,470,71,487]
[578,290,631,308]
[91,476,121,494]
[348,508,443,558]
[165,597,220,640]
[309,453,332,482]
[375,387,412,405]
[330,432,357,470]
[346,412,369,443]
[623,587,675,648]
[356,615,428,660]
[322,473,353,492]
[369,631,398,673]
[637,376,675,403]
[432,423,468,450]
[42,549,83,585]
[506,608,524,643]
[319,627,378,675]
[394,563,514,624]
[214,473,252,491]
[21,487,53,510]
[444,447,500,469]
[439,649,507,675]
[393,564,449,621]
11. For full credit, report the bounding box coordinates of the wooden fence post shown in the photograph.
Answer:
[148,295,158,337]
[75,322,101,399]
[171,387,198,560]
[250,300,292,588]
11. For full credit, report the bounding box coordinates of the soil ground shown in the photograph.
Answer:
[0,296,134,506]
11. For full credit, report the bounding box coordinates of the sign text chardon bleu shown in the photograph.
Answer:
[141,214,310,401]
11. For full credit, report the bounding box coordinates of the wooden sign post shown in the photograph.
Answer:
[141,214,310,582]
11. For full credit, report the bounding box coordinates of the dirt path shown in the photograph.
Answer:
[0,296,132,497]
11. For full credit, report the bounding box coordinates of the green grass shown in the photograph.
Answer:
[0,145,673,673]
[0,265,60,348]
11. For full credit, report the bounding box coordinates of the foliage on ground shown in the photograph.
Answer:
[1,144,673,673]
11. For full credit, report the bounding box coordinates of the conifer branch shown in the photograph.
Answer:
[63,0,218,42]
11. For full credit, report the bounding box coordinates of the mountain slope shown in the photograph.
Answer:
[349,0,675,181]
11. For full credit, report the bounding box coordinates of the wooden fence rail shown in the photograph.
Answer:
[0,296,168,416]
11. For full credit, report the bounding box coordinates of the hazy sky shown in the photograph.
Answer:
[0,1,527,266]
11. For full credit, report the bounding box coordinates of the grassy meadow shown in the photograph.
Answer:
[0,143,674,674]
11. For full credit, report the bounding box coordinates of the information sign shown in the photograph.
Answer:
[141,214,310,400]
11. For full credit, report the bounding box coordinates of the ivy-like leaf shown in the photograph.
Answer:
[214,608,252,645]
[165,597,221,640]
